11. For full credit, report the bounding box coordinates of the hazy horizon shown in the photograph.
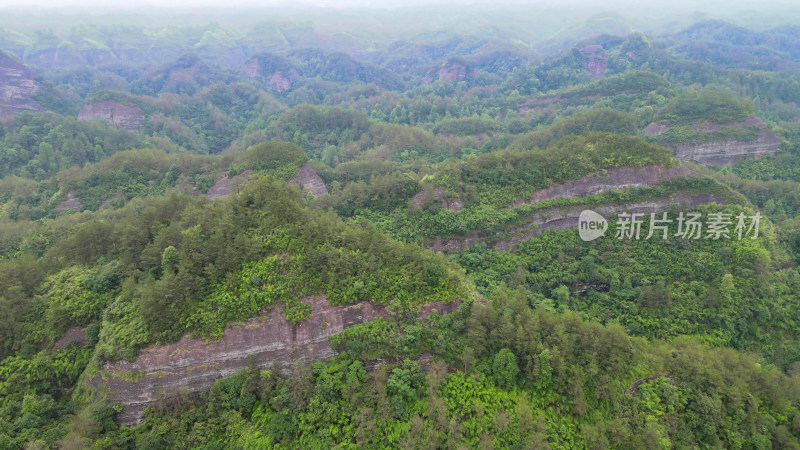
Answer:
[2,0,799,43]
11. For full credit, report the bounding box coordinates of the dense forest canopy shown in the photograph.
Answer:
[2,4,800,448]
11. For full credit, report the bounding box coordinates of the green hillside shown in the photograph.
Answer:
[2,5,800,448]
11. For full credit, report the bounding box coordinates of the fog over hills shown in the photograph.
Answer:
[2,2,800,448]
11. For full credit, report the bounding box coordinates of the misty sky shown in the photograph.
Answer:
[2,0,799,37]
[2,0,797,9]
[3,0,505,7]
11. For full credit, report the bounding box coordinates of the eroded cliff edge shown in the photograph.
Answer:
[431,192,727,254]
[645,115,780,165]
[78,100,145,132]
[512,165,698,206]
[89,296,461,425]
[0,51,43,118]
[427,164,729,253]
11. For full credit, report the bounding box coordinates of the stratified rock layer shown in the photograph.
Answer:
[581,44,608,77]
[54,190,81,213]
[78,100,145,132]
[431,192,726,253]
[514,165,698,206]
[0,52,43,118]
[671,134,780,166]
[241,57,299,93]
[646,115,780,165]
[91,296,460,425]
[290,163,328,197]
[206,170,252,200]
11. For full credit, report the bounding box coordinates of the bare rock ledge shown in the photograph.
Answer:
[431,193,727,254]
[90,296,460,425]
[289,163,328,197]
[78,100,145,132]
[0,52,43,118]
[645,115,780,165]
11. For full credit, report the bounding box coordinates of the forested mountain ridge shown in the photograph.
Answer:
[2,6,800,448]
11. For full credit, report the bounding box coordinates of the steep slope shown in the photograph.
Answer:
[289,163,328,197]
[645,114,780,165]
[93,296,460,425]
[0,51,43,118]
[242,53,300,93]
[77,100,145,132]
[429,164,727,253]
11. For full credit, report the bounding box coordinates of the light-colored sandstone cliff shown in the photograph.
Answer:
[513,165,699,207]
[78,100,145,132]
[206,170,253,200]
[241,58,299,93]
[0,52,43,118]
[289,163,328,197]
[430,192,727,253]
[91,296,460,425]
[645,115,780,165]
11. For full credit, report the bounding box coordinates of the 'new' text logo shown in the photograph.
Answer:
[579,210,608,241]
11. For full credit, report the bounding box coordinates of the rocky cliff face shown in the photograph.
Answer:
[643,122,670,136]
[412,152,674,214]
[78,100,145,132]
[289,164,328,197]
[645,115,780,165]
[206,170,252,200]
[514,165,699,207]
[423,61,468,83]
[427,164,720,253]
[0,52,43,118]
[54,327,87,349]
[671,133,779,165]
[431,192,726,253]
[437,62,467,82]
[581,44,608,77]
[54,190,81,213]
[242,57,299,93]
[90,296,461,425]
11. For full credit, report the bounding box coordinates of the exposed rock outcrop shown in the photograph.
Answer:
[437,61,467,82]
[672,134,779,166]
[78,100,145,132]
[289,164,328,197]
[424,60,468,83]
[513,165,699,207]
[206,170,252,200]
[415,165,713,253]
[643,122,669,136]
[431,192,726,253]
[55,190,81,213]
[645,115,780,165]
[0,51,43,118]
[91,296,461,425]
[54,327,87,349]
[242,55,299,93]
[581,44,607,77]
